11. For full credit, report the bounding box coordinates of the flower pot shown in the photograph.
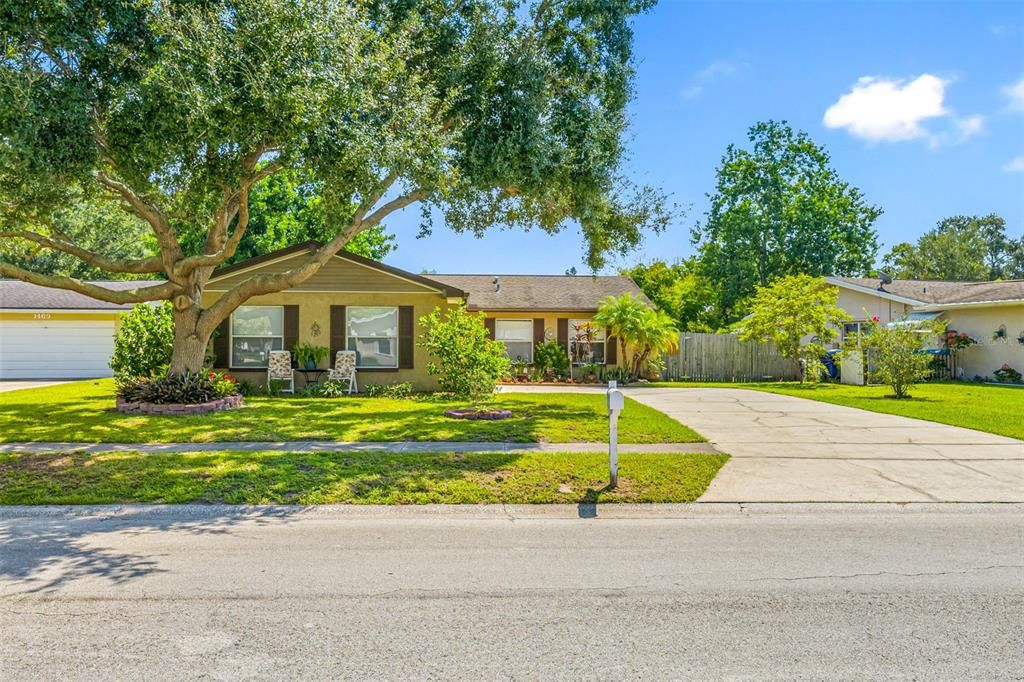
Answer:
[304,358,317,370]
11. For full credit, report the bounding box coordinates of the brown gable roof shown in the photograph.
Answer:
[0,279,166,310]
[832,277,1024,306]
[208,241,466,298]
[428,274,650,311]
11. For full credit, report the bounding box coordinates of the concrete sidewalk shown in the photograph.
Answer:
[0,440,720,455]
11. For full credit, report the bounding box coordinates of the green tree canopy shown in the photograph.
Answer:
[693,121,881,322]
[623,258,720,331]
[881,214,1021,281]
[0,0,666,373]
[737,274,849,382]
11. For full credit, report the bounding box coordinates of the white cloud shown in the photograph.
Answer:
[1003,77,1024,112]
[823,74,950,142]
[1003,155,1024,173]
[679,59,742,101]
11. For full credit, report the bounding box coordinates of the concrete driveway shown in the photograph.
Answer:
[503,385,1023,502]
[628,388,1023,502]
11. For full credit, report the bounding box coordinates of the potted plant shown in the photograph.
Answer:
[993,325,1007,342]
[292,341,329,370]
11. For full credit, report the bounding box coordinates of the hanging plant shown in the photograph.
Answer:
[1017,331,1024,346]
[993,325,1007,341]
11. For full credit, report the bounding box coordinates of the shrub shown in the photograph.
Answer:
[304,378,349,398]
[842,319,945,399]
[364,382,414,399]
[593,295,679,379]
[993,364,1023,384]
[292,341,329,369]
[110,302,174,382]
[419,304,510,404]
[534,341,569,378]
[116,370,239,404]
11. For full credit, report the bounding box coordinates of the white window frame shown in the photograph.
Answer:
[842,321,868,345]
[347,306,400,369]
[229,305,284,369]
[495,319,535,364]
[569,319,606,365]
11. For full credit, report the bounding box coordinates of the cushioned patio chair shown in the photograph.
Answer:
[267,350,295,394]
[328,350,358,395]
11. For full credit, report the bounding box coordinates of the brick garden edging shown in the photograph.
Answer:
[116,395,243,416]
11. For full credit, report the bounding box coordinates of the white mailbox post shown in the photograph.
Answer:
[606,381,625,488]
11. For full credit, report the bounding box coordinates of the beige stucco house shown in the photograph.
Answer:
[826,276,1024,381]
[203,242,643,390]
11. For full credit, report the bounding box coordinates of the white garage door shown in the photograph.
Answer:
[0,319,117,379]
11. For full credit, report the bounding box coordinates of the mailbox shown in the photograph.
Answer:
[606,388,625,414]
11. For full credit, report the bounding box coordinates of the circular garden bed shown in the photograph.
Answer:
[116,395,244,415]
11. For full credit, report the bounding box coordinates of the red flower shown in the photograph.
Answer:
[871,316,880,323]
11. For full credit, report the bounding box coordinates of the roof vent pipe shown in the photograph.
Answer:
[493,276,501,293]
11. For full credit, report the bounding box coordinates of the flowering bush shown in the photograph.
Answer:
[993,364,1023,384]
[117,370,240,404]
[942,330,978,350]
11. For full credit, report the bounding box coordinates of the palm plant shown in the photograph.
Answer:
[594,294,679,379]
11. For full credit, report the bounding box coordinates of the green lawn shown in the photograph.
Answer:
[0,379,702,444]
[648,380,1024,440]
[0,450,728,505]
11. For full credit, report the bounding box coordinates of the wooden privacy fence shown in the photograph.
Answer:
[664,333,800,382]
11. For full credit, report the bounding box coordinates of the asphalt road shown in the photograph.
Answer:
[1,504,1022,680]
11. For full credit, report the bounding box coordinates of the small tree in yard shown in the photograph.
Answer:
[738,274,849,382]
[843,319,945,399]
[419,305,510,405]
[593,294,678,379]
[109,302,174,382]
[0,0,667,376]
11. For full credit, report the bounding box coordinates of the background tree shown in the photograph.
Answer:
[693,121,881,322]
[0,0,666,375]
[0,196,153,280]
[881,214,1020,280]
[738,274,849,382]
[179,169,396,264]
[623,258,719,331]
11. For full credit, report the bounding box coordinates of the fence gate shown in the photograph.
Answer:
[665,333,800,382]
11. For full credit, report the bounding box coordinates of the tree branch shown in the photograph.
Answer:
[0,230,165,274]
[199,180,425,335]
[176,185,253,275]
[0,263,177,304]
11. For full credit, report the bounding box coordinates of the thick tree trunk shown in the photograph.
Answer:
[168,302,212,375]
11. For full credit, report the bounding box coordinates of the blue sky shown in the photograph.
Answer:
[384,1,1024,275]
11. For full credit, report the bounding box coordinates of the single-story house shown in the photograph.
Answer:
[0,242,645,385]
[826,276,1024,381]
[204,242,642,389]
[0,280,162,379]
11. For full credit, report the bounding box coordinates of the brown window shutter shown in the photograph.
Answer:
[557,318,569,348]
[399,305,414,369]
[213,317,230,369]
[283,306,299,355]
[484,317,496,340]
[533,318,545,346]
[605,334,618,365]
[330,305,346,364]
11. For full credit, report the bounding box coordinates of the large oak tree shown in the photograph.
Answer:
[0,0,666,373]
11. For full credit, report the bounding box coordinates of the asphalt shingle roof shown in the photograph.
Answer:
[429,274,649,311]
[833,277,1024,306]
[0,280,165,310]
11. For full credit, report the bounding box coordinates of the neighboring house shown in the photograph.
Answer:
[827,276,1024,381]
[0,280,163,379]
[202,242,643,389]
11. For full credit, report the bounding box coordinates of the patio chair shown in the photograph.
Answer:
[267,350,295,394]
[328,350,358,395]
